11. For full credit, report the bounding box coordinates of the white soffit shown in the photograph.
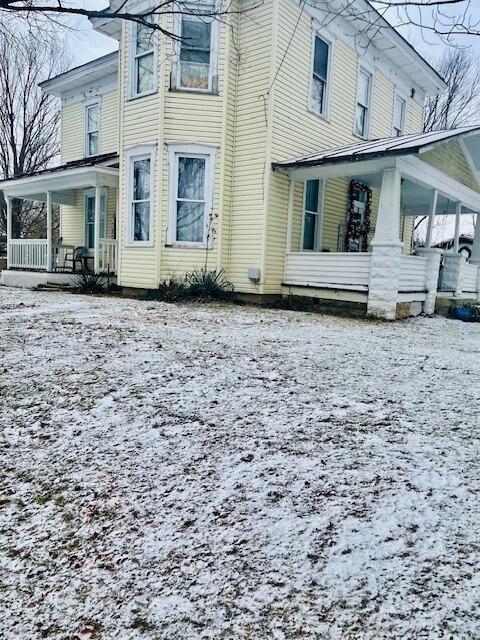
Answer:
[40,52,118,97]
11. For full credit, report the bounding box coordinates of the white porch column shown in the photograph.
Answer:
[453,202,462,253]
[46,191,53,272]
[415,248,442,315]
[94,184,101,273]
[470,214,480,265]
[6,196,12,269]
[425,189,438,248]
[367,168,404,320]
[286,179,295,253]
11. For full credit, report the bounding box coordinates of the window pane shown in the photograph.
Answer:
[88,132,99,156]
[136,53,154,94]
[358,71,370,106]
[87,105,98,132]
[176,201,204,243]
[356,104,367,136]
[178,157,205,200]
[311,76,325,113]
[134,159,150,200]
[314,37,329,80]
[136,21,154,54]
[305,180,319,213]
[394,97,405,133]
[181,17,211,54]
[180,61,209,89]
[303,212,316,251]
[134,202,150,241]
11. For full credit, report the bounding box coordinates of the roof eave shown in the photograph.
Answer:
[39,51,119,97]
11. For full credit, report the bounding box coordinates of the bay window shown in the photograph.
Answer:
[173,7,218,92]
[310,34,331,117]
[355,67,372,139]
[167,143,216,246]
[126,145,155,246]
[85,102,99,157]
[132,18,155,97]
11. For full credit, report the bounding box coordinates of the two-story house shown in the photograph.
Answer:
[3,0,480,319]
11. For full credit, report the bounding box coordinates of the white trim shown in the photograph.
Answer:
[125,143,156,247]
[392,89,407,137]
[171,4,220,94]
[84,187,107,249]
[308,29,334,120]
[84,98,101,158]
[128,19,158,100]
[354,64,373,140]
[166,142,217,247]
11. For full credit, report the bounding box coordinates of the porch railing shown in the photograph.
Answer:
[284,252,372,290]
[98,239,117,274]
[398,255,429,292]
[8,239,48,270]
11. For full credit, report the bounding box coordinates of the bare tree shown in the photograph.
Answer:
[0,28,67,239]
[424,48,480,131]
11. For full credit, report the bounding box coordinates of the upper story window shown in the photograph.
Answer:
[126,145,156,246]
[355,67,372,138]
[302,179,324,251]
[85,102,99,157]
[310,35,331,117]
[167,143,217,246]
[393,94,406,137]
[131,18,156,97]
[172,8,219,92]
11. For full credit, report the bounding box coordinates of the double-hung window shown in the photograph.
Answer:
[355,68,372,138]
[302,179,323,251]
[85,102,99,157]
[132,18,155,96]
[167,143,216,246]
[310,35,330,116]
[393,94,406,137]
[174,7,218,92]
[126,145,155,245]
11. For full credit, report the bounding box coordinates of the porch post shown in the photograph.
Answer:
[286,179,295,253]
[94,184,101,273]
[6,196,12,269]
[367,167,404,320]
[425,189,438,248]
[470,214,480,265]
[46,191,53,272]
[453,202,462,253]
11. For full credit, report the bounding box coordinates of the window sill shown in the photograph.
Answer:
[353,132,369,141]
[307,106,331,123]
[126,89,158,102]
[169,87,220,97]
[125,242,154,248]
[165,242,208,249]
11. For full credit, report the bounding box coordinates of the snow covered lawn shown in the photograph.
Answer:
[1,287,480,639]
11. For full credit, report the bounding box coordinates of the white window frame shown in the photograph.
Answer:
[129,19,157,99]
[84,187,107,249]
[125,144,156,247]
[84,99,100,158]
[167,142,217,248]
[354,65,373,139]
[308,31,334,120]
[301,179,325,252]
[392,90,407,137]
[171,4,219,93]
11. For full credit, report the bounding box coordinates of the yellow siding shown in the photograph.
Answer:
[60,90,119,163]
[405,101,423,135]
[370,73,395,140]
[60,187,117,247]
[420,141,480,192]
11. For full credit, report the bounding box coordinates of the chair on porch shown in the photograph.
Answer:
[63,246,89,273]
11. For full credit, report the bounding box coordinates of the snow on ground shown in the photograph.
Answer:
[1,287,480,640]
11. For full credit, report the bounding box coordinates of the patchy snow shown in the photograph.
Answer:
[1,287,480,639]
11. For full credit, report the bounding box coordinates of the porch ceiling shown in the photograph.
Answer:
[0,156,119,205]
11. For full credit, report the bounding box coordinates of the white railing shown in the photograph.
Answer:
[398,255,429,292]
[98,239,117,274]
[8,239,48,270]
[284,252,372,290]
[463,263,479,293]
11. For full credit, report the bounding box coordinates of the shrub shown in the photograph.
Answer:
[184,268,234,301]
[145,278,189,303]
[72,272,109,295]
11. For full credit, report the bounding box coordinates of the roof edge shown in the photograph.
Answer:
[39,51,118,96]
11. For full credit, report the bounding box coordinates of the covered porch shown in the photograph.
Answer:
[274,127,480,319]
[1,154,119,280]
